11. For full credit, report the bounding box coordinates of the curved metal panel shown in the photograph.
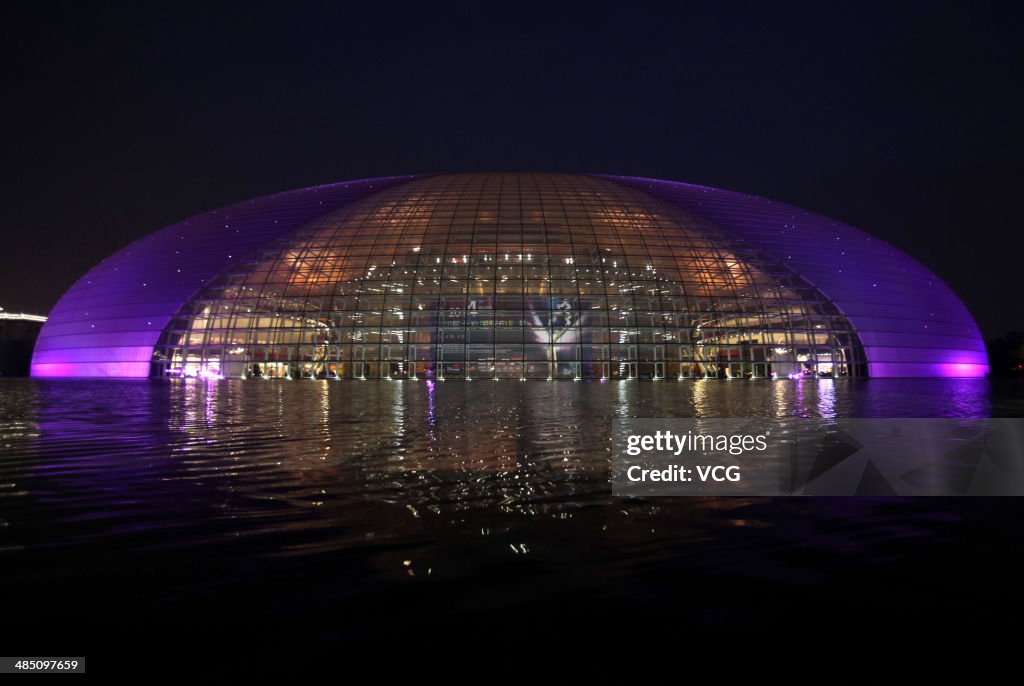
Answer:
[33,172,987,379]
[600,175,987,377]
[31,176,421,377]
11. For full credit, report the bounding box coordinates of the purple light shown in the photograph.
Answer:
[601,175,988,378]
[31,175,422,378]
[32,173,989,379]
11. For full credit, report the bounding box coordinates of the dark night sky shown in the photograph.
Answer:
[2,1,1021,338]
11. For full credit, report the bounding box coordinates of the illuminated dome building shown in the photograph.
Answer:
[31,173,987,379]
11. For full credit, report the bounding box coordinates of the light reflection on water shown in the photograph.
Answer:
[0,379,1013,537]
[1,377,1022,648]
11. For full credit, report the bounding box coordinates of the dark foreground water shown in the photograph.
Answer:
[2,378,1023,672]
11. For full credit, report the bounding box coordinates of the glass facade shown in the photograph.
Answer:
[152,174,865,380]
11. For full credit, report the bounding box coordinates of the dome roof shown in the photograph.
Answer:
[31,173,987,378]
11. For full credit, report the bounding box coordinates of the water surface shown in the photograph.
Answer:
[2,378,1022,669]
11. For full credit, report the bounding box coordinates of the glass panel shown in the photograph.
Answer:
[154,174,865,379]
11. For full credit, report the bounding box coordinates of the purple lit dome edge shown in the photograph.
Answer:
[31,173,988,379]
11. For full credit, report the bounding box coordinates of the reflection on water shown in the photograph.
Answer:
[1,378,1022,658]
